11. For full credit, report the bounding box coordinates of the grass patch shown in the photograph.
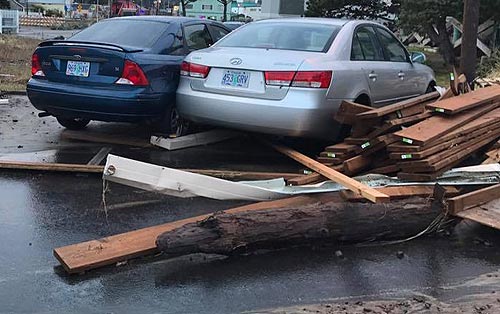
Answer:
[0,35,41,92]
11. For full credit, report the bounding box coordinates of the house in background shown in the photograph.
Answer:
[231,0,262,21]
[184,0,228,21]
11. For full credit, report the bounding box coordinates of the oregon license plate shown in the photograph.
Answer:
[221,70,250,88]
[66,60,90,77]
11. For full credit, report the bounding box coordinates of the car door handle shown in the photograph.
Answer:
[368,73,378,79]
[398,72,405,78]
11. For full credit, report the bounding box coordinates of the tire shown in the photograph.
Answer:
[153,105,188,136]
[56,117,90,130]
[426,83,436,93]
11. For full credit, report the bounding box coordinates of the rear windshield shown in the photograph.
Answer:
[216,22,341,52]
[70,20,169,48]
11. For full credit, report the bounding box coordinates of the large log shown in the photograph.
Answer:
[157,194,444,256]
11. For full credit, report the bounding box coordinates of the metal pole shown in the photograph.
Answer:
[96,0,99,22]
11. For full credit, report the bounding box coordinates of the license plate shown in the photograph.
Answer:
[66,60,90,77]
[221,70,250,88]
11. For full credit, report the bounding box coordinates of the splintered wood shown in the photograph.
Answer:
[311,86,500,183]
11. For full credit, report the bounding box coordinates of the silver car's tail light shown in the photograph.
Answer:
[265,71,332,88]
[292,71,332,88]
[264,71,295,86]
[181,61,211,79]
[31,53,45,77]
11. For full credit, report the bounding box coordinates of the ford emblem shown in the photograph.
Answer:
[230,58,242,65]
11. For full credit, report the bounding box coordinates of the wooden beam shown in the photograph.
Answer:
[54,194,337,274]
[426,85,500,114]
[0,160,303,180]
[150,129,240,151]
[394,103,498,146]
[269,143,389,203]
[0,161,104,173]
[357,92,440,119]
[448,184,500,214]
[454,199,500,230]
[340,186,460,202]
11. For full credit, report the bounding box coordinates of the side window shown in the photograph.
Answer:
[375,27,408,62]
[168,29,185,55]
[209,25,230,42]
[184,24,213,50]
[355,27,384,61]
[351,35,364,60]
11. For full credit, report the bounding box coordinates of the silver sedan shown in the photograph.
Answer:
[176,18,435,139]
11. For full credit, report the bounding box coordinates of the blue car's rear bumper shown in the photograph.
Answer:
[27,78,172,122]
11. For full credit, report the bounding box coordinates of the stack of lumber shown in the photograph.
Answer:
[317,91,441,177]
[314,85,500,182]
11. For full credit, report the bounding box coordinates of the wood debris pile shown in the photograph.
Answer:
[316,85,500,182]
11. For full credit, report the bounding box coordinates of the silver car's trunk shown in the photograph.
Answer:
[187,47,319,100]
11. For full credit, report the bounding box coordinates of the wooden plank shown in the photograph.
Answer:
[0,161,104,173]
[399,128,500,172]
[385,111,433,127]
[448,184,500,214]
[324,142,359,153]
[150,129,240,151]
[366,164,400,175]
[186,169,306,181]
[399,131,500,173]
[393,102,498,146]
[334,100,372,125]
[287,164,344,186]
[454,199,500,230]
[0,99,9,105]
[341,186,460,201]
[390,125,500,160]
[54,194,337,273]
[386,103,426,120]
[61,130,151,148]
[287,172,323,186]
[357,92,440,119]
[270,143,389,203]
[342,155,372,176]
[0,160,302,180]
[427,85,500,114]
[87,147,112,165]
[388,107,500,152]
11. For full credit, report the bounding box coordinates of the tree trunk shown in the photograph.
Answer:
[427,19,456,66]
[181,2,186,16]
[460,0,481,84]
[223,4,227,22]
[157,195,446,256]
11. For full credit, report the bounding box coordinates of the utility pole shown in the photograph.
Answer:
[460,0,481,86]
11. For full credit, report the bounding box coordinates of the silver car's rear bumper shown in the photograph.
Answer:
[176,79,347,139]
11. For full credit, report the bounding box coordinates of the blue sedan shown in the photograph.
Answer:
[27,16,230,133]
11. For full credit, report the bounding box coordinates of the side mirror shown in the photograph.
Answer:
[411,52,427,64]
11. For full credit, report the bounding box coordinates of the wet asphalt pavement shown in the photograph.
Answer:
[2,96,500,313]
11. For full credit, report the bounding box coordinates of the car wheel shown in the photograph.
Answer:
[153,105,188,136]
[56,117,90,130]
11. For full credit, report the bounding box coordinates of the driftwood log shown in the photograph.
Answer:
[156,192,447,256]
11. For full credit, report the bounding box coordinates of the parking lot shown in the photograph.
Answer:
[2,95,500,313]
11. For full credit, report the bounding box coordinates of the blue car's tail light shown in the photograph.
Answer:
[31,53,45,77]
[116,60,149,86]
